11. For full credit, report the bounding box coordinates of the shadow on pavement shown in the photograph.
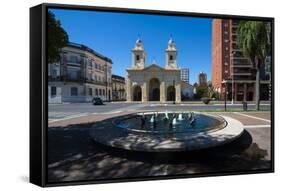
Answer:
[47,123,272,183]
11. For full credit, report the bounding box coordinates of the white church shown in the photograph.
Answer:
[126,37,182,102]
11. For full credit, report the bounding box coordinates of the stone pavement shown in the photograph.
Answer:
[47,111,272,183]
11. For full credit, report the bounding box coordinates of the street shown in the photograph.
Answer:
[48,101,271,123]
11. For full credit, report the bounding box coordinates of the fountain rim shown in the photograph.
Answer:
[90,114,245,152]
[111,111,228,134]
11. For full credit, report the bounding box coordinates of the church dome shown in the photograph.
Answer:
[136,38,142,44]
[168,38,174,44]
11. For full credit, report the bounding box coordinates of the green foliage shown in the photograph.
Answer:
[195,85,208,99]
[48,11,69,63]
[237,21,271,110]
[211,91,219,100]
[237,21,271,68]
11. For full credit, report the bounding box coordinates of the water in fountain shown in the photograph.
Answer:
[188,112,193,121]
[117,111,225,135]
[189,112,196,125]
[164,110,169,120]
[178,113,183,121]
[150,115,155,123]
[172,117,177,127]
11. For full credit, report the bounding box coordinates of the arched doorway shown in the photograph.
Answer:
[133,85,142,101]
[167,85,175,101]
[149,78,160,101]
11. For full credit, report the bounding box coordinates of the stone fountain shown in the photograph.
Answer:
[90,111,244,152]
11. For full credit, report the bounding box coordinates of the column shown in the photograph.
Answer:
[175,83,181,103]
[160,81,166,102]
[126,78,132,102]
[142,82,147,102]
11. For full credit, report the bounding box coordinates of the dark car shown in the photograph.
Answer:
[92,97,103,105]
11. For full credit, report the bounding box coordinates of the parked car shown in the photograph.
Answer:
[92,97,103,105]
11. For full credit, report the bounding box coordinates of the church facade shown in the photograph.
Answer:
[126,38,181,102]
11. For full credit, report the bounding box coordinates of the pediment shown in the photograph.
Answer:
[143,64,164,71]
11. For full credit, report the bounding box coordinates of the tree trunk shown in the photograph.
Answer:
[255,66,260,110]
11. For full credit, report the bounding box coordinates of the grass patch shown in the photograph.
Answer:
[196,108,270,112]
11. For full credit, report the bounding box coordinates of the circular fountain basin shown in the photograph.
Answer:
[90,112,244,152]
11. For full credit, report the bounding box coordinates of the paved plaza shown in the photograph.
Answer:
[47,102,272,182]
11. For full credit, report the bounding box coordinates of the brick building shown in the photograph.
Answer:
[212,19,270,102]
[199,72,207,86]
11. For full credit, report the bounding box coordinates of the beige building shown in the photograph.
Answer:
[48,42,112,103]
[112,74,126,101]
[126,38,181,102]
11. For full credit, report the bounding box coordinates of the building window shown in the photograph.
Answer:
[51,69,57,77]
[51,86,56,96]
[95,89,98,96]
[89,88,93,96]
[136,55,140,61]
[99,89,102,96]
[95,63,98,69]
[169,55,173,60]
[69,55,78,63]
[224,62,228,65]
[103,89,105,96]
[71,87,78,96]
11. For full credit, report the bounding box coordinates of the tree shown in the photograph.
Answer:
[48,11,69,63]
[195,85,208,99]
[237,21,271,110]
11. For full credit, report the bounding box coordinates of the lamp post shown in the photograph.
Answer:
[173,79,175,104]
[230,52,235,105]
[222,80,227,111]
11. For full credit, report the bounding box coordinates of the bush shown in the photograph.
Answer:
[201,97,211,104]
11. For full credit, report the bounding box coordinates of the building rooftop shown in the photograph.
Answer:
[67,42,112,63]
[112,74,125,81]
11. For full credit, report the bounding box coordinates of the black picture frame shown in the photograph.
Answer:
[30,3,274,187]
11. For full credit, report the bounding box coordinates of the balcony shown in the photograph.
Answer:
[232,64,253,68]
[232,72,252,76]
[48,76,63,81]
[65,76,83,83]
[85,79,107,86]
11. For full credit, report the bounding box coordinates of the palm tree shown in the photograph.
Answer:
[237,21,271,110]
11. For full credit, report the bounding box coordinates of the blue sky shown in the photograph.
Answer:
[50,8,212,84]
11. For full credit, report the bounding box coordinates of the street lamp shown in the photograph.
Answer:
[173,79,175,104]
[222,79,227,111]
[230,51,236,105]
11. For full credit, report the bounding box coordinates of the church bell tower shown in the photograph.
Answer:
[132,37,146,69]
[165,37,177,69]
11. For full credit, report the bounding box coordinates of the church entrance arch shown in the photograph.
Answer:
[149,78,160,101]
[133,85,142,101]
[167,86,175,101]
